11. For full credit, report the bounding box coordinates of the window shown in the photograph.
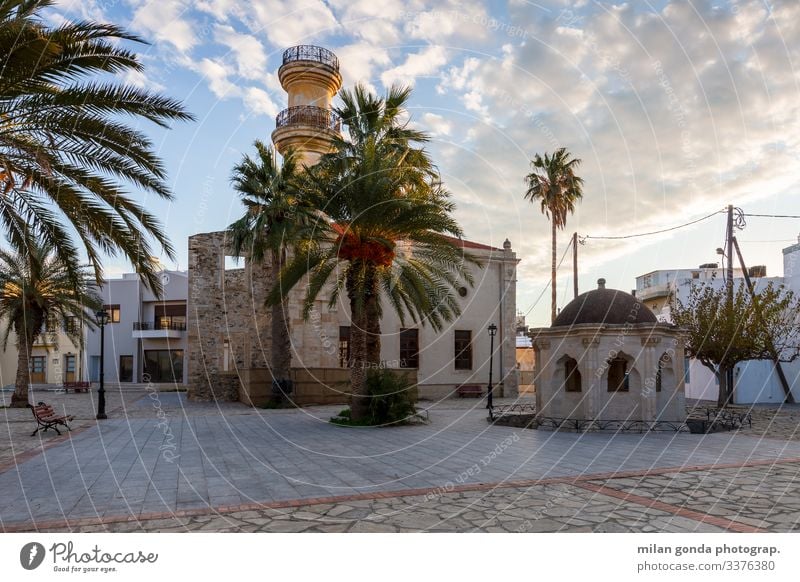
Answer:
[683,356,691,384]
[45,316,59,333]
[222,339,230,372]
[399,329,419,368]
[454,330,472,370]
[154,303,186,330]
[564,358,581,392]
[119,355,133,383]
[143,350,183,383]
[64,316,80,334]
[607,357,629,392]
[103,304,121,323]
[339,326,351,368]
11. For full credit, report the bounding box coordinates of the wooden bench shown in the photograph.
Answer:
[29,402,74,436]
[62,381,91,393]
[457,384,483,398]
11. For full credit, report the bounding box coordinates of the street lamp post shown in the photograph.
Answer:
[487,323,497,410]
[95,310,109,420]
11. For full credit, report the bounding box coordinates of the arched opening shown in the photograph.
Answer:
[607,356,629,392]
[656,352,677,419]
[563,356,581,392]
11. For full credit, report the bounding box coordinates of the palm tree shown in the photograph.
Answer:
[271,84,480,421]
[524,147,584,323]
[0,0,193,292]
[228,141,302,397]
[0,238,101,407]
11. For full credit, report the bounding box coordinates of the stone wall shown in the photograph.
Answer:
[239,367,419,407]
[187,231,272,401]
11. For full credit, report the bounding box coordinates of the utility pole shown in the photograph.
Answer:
[573,232,578,299]
[725,205,735,405]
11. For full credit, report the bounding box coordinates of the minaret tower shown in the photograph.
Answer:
[271,45,343,167]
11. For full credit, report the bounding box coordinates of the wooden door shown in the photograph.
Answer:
[30,356,46,383]
[64,355,76,382]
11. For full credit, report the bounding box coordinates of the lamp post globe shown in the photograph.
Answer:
[95,310,109,420]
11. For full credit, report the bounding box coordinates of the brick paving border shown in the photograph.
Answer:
[4,454,799,532]
[571,482,766,533]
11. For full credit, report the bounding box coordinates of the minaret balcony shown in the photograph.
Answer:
[275,105,342,133]
[282,45,339,72]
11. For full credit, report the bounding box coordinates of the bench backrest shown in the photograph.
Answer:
[31,403,56,418]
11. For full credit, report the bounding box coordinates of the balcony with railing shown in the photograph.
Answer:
[282,45,339,71]
[275,105,341,133]
[133,319,186,339]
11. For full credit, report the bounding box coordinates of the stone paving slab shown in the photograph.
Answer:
[3,401,800,529]
[588,463,800,531]
[33,482,729,533]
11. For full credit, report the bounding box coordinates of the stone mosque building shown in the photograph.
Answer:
[186,46,519,404]
[529,279,686,425]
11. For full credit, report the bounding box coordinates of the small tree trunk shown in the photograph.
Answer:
[11,332,34,408]
[716,367,733,408]
[551,219,557,324]
[270,247,292,393]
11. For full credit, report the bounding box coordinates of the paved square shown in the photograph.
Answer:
[2,392,800,531]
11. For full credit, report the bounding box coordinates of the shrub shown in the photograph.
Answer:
[367,369,418,425]
[330,370,421,426]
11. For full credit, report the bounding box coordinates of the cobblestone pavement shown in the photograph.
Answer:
[3,392,800,532]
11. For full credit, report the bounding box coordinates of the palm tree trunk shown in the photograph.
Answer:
[270,247,292,389]
[349,301,369,422]
[11,331,34,408]
[551,219,557,323]
[365,263,381,366]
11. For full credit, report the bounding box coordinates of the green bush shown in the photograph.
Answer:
[329,370,421,426]
[367,369,418,425]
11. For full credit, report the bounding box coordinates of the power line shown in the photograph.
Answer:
[742,213,800,219]
[523,236,573,317]
[582,209,724,240]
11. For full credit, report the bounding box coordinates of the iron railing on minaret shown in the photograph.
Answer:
[282,45,339,71]
[275,105,342,132]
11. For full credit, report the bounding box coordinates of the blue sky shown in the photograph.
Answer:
[47,0,800,327]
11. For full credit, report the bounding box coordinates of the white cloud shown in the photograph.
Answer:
[334,42,391,93]
[243,87,280,118]
[248,0,338,47]
[213,25,268,81]
[195,58,239,98]
[380,45,448,87]
[420,113,453,136]
[130,0,197,53]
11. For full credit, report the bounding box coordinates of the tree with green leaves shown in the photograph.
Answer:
[0,238,101,407]
[0,0,193,292]
[524,148,584,323]
[228,141,302,398]
[271,84,480,422]
[672,280,800,407]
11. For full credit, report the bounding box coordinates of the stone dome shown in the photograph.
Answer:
[552,278,657,327]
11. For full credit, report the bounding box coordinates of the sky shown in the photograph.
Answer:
[46,0,800,327]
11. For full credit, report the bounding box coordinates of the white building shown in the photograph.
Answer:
[635,239,800,404]
[85,270,188,386]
